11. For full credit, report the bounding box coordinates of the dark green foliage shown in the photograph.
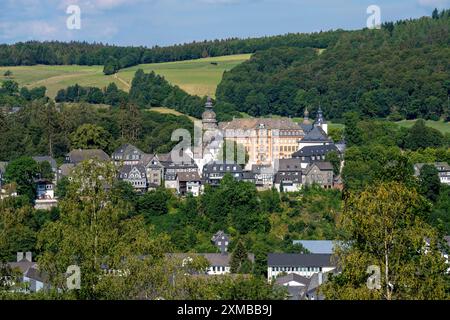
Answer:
[230,240,252,274]
[103,57,120,75]
[419,164,441,202]
[325,151,341,176]
[344,112,363,146]
[55,83,127,106]
[38,161,54,181]
[429,185,450,234]
[55,176,70,200]
[402,119,445,150]
[137,188,171,218]
[4,157,39,201]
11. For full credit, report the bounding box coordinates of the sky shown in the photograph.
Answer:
[0,0,449,47]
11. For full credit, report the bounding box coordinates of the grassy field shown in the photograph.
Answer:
[396,119,450,134]
[148,107,198,122]
[0,54,251,99]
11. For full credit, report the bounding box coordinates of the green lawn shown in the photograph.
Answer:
[0,54,251,99]
[396,119,450,134]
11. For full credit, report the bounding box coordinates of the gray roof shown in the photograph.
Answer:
[66,149,110,164]
[7,260,37,274]
[112,144,144,159]
[293,144,339,158]
[293,240,336,254]
[59,163,75,177]
[242,171,256,180]
[33,156,57,170]
[203,162,243,174]
[268,253,334,267]
[308,162,334,172]
[277,159,303,172]
[274,171,302,184]
[275,273,310,286]
[301,126,331,143]
[119,164,146,176]
[25,266,49,283]
[177,172,201,182]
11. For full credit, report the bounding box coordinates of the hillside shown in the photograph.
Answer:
[0,54,251,99]
[217,10,450,121]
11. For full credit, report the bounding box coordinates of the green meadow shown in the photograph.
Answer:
[0,54,252,99]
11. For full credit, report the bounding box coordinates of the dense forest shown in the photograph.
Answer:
[0,31,340,73]
[216,9,450,120]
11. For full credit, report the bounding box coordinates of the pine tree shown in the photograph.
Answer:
[230,240,252,274]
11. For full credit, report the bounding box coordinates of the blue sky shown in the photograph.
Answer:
[0,0,449,46]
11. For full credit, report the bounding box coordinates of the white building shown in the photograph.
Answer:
[267,253,336,281]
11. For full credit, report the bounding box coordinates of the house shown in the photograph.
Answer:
[267,253,336,281]
[202,162,244,187]
[274,171,302,192]
[164,172,178,190]
[211,231,230,254]
[65,149,110,165]
[169,253,254,276]
[118,165,148,193]
[36,179,55,200]
[242,171,256,184]
[292,144,340,165]
[7,252,48,293]
[303,162,334,189]
[58,163,75,179]
[251,164,274,190]
[177,172,202,196]
[35,179,58,210]
[274,158,303,192]
[275,272,331,300]
[112,144,145,166]
[140,154,165,188]
[414,162,450,185]
[274,273,323,300]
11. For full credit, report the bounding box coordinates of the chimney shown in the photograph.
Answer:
[17,252,24,262]
[25,252,32,262]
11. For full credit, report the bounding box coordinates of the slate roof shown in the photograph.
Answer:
[292,144,339,158]
[178,172,201,182]
[203,162,243,174]
[219,118,302,131]
[275,273,310,286]
[119,164,146,176]
[274,171,302,184]
[277,159,303,172]
[59,163,75,177]
[268,253,334,267]
[301,126,331,143]
[66,149,110,164]
[308,162,334,172]
[112,144,144,160]
[32,156,57,171]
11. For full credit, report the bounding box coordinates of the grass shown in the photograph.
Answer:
[0,54,251,99]
[395,119,450,134]
[148,107,198,122]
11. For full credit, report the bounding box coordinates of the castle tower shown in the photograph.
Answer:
[314,106,328,134]
[303,107,311,125]
[202,97,218,130]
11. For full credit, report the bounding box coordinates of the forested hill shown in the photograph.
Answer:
[216,9,450,121]
[0,31,339,73]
